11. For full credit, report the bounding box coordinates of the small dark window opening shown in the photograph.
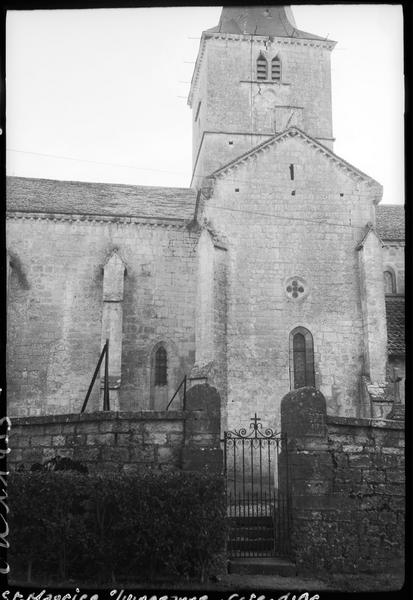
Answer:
[271,56,281,81]
[340,193,344,197]
[257,54,268,80]
[228,140,233,145]
[291,190,295,196]
[293,333,306,389]
[195,101,201,122]
[289,164,294,180]
[290,327,315,390]
[155,346,167,386]
[235,188,239,192]
[384,270,396,295]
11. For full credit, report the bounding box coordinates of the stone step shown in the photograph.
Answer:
[229,527,274,540]
[228,557,297,577]
[228,516,273,527]
[228,539,274,552]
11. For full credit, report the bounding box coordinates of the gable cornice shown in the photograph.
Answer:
[210,127,382,195]
[188,32,336,107]
[6,210,190,230]
[188,35,207,108]
[356,223,383,251]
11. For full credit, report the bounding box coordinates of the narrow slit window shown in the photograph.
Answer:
[289,164,294,180]
[290,327,315,389]
[293,333,306,389]
[195,101,201,122]
[271,56,282,81]
[155,346,167,386]
[257,54,268,80]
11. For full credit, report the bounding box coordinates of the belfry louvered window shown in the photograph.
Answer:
[256,54,268,80]
[271,56,281,81]
[155,346,167,386]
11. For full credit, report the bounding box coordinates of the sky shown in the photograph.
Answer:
[6,5,404,204]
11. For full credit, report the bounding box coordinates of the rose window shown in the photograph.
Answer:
[285,277,307,300]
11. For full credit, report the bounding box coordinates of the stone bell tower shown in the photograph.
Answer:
[188,5,336,189]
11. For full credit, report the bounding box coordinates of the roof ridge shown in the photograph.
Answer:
[6,175,194,194]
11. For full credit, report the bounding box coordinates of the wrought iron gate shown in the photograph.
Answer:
[223,414,292,558]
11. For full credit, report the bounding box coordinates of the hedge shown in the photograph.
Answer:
[8,470,227,584]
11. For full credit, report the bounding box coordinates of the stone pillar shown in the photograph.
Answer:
[281,387,334,571]
[281,386,405,574]
[357,227,387,384]
[181,383,223,473]
[193,228,227,425]
[281,386,331,495]
[101,251,126,411]
[195,230,215,367]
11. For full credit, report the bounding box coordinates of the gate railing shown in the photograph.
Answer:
[223,413,292,558]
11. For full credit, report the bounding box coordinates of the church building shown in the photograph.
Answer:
[6,6,405,433]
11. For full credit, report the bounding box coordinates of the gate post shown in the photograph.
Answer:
[181,383,223,473]
[280,387,333,570]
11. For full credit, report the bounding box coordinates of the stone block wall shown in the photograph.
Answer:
[204,36,334,142]
[8,411,185,473]
[204,134,380,430]
[281,387,404,574]
[7,215,198,416]
[191,35,335,186]
[181,383,223,472]
[8,383,223,475]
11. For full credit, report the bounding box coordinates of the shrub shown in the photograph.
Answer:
[8,470,227,584]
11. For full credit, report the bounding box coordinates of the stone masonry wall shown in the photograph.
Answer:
[9,384,223,475]
[281,387,405,575]
[7,216,198,416]
[8,412,185,474]
[191,34,334,185]
[205,37,334,142]
[204,134,380,431]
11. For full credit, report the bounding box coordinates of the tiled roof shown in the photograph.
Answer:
[386,296,405,355]
[376,205,404,241]
[205,7,331,41]
[6,176,196,221]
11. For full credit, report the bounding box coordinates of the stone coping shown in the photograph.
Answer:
[326,415,404,431]
[11,411,404,430]
[11,410,185,426]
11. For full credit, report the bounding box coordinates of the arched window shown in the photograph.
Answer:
[271,56,281,81]
[257,54,268,80]
[289,327,315,390]
[383,270,396,295]
[154,346,167,386]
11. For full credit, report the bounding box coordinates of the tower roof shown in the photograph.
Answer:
[206,5,329,41]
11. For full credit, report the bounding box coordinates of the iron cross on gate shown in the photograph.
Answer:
[250,413,262,435]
